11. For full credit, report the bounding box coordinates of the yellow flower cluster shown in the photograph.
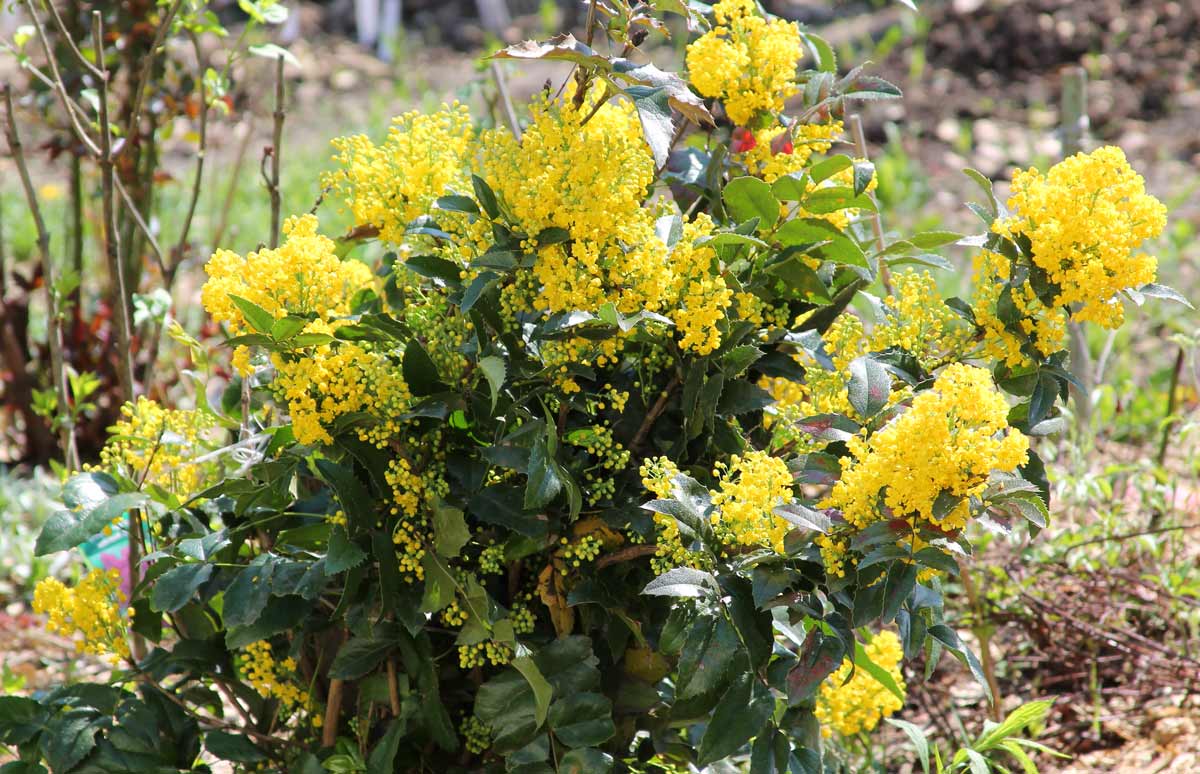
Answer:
[994,146,1165,329]
[820,364,1028,573]
[816,630,906,737]
[710,450,795,553]
[96,396,216,497]
[971,250,1068,367]
[668,214,734,356]
[388,454,449,581]
[241,640,319,727]
[762,271,968,446]
[201,215,373,347]
[33,569,130,663]
[738,121,843,183]
[328,104,475,244]
[271,331,411,447]
[558,535,603,575]
[482,89,653,244]
[686,0,802,125]
[639,456,706,573]
[458,639,513,669]
[569,424,632,505]
[870,269,971,368]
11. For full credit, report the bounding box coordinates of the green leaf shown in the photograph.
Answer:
[461,271,499,312]
[642,567,719,598]
[205,730,265,763]
[479,355,507,410]
[435,195,479,214]
[559,749,614,774]
[420,553,456,613]
[36,491,148,555]
[469,485,547,538]
[222,554,278,627]
[724,176,780,231]
[717,379,774,415]
[476,671,541,754]
[881,562,919,624]
[625,85,674,168]
[524,434,563,509]
[808,155,853,185]
[846,356,891,418]
[472,175,500,219]
[43,711,98,772]
[331,635,396,680]
[852,160,875,196]
[775,218,869,269]
[227,294,276,334]
[722,345,763,377]
[512,656,553,727]
[928,623,992,703]
[402,340,442,396]
[365,719,404,774]
[886,718,931,774]
[270,315,308,341]
[698,675,775,764]
[405,254,462,283]
[315,459,374,528]
[547,693,615,748]
[678,615,741,701]
[327,527,367,574]
[150,563,213,613]
[1137,282,1193,308]
[433,503,470,558]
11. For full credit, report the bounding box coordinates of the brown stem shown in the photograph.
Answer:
[90,12,136,405]
[172,29,209,282]
[1149,346,1186,531]
[595,544,657,569]
[631,374,680,450]
[386,658,401,717]
[957,557,1002,721]
[268,55,286,249]
[125,0,187,145]
[491,61,522,141]
[3,85,79,470]
[212,119,256,249]
[848,114,891,296]
[322,678,344,747]
[21,0,100,156]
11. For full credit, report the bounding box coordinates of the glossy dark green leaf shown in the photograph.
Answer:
[227,294,275,334]
[547,693,615,748]
[36,491,148,555]
[205,730,265,763]
[847,356,890,418]
[724,176,779,231]
[150,563,213,613]
[698,675,775,764]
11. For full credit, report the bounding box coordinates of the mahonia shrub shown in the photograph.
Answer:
[6,1,1187,772]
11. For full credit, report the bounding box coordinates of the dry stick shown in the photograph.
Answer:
[171,30,210,281]
[1148,346,1186,531]
[90,11,144,662]
[1061,66,1094,429]
[3,85,80,471]
[386,658,402,717]
[631,374,681,450]
[125,0,186,144]
[21,0,100,156]
[267,55,285,249]
[847,114,891,296]
[322,677,344,747]
[957,556,1003,721]
[491,61,522,141]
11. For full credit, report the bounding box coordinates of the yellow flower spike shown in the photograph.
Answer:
[816,630,906,737]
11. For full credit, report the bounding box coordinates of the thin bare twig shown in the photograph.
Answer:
[491,61,522,141]
[114,176,167,275]
[3,85,79,470]
[21,0,100,156]
[39,0,102,78]
[126,0,187,145]
[848,114,892,296]
[631,374,681,450]
[212,119,256,248]
[267,55,285,248]
[171,30,209,282]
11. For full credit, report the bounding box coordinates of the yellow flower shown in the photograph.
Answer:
[710,450,794,553]
[241,640,317,726]
[328,103,476,245]
[994,146,1166,329]
[686,0,803,126]
[96,396,217,497]
[481,89,653,244]
[971,249,1068,368]
[816,630,906,737]
[820,363,1028,574]
[32,569,130,663]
